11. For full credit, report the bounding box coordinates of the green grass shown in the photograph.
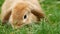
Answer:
[0,0,60,34]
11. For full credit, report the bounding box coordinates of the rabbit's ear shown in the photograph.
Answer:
[2,10,11,25]
[31,8,45,19]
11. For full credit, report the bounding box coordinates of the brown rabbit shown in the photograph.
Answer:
[9,3,40,29]
[1,0,45,29]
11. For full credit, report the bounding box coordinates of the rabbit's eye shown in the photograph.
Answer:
[24,15,27,19]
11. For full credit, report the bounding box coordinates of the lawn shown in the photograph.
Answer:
[0,0,60,34]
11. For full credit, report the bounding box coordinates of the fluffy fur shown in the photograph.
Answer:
[1,0,45,29]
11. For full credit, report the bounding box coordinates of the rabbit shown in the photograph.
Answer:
[8,3,40,29]
[1,0,45,29]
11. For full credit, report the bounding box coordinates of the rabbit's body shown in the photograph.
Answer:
[1,0,45,29]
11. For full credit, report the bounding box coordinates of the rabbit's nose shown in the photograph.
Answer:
[16,22,24,26]
[17,23,23,26]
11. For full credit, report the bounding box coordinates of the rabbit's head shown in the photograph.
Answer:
[9,3,38,29]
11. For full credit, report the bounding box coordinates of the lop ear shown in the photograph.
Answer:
[1,10,11,25]
[31,8,45,20]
